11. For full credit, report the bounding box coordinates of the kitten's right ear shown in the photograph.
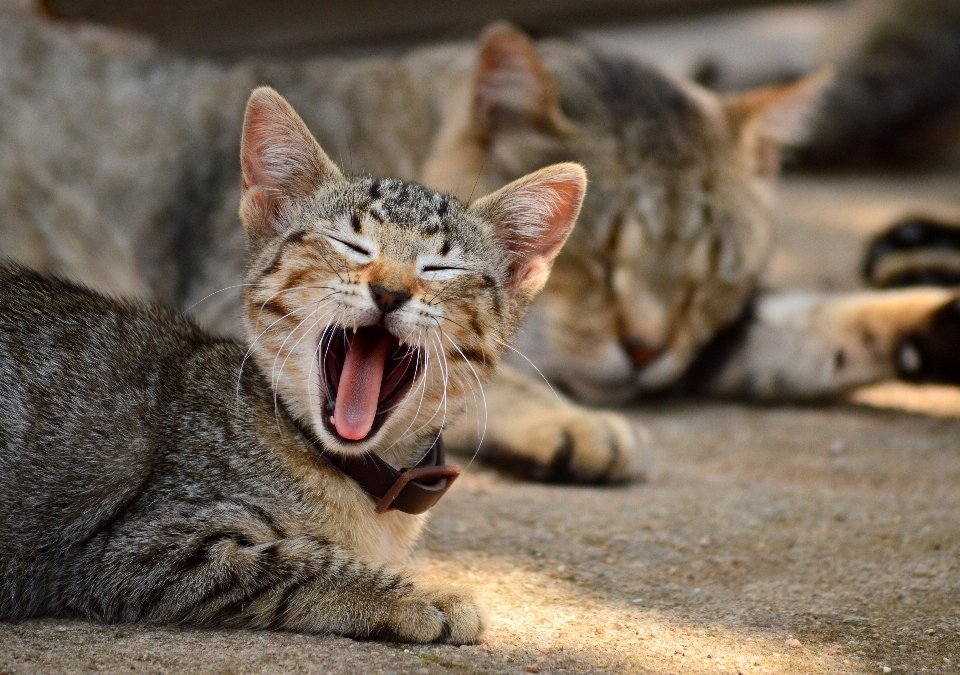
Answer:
[469,162,586,302]
[240,86,343,236]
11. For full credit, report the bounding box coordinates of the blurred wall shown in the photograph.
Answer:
[43,0,817,55]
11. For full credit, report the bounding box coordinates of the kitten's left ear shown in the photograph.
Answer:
[240,86,343,236]
[723,67,834,178]
[469,162,586,300]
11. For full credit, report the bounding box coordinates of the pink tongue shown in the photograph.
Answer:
[333,332,391,440]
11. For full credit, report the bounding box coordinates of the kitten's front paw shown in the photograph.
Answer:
[483,406,648,484]
[897,296,960,383]
[388,586,487,645]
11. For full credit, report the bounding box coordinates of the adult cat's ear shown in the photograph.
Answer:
[472,22,571,134]
[723,67,833,178]
[240,86,343,236]
[469,162,586,299]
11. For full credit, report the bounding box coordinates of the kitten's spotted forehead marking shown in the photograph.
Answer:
[356,177,462,234]
[321,177,482,264]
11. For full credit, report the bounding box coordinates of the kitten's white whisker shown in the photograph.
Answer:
[255,285,340,331]
[388,329,447,455]
[266,292,344,433]
[381,329,431,456]
[308,313,339,408]
[265,292,342,391]
[493,337,566,406]
[236,302,323,414]
[271,304,326,434]
[437,325,488,473]
[182,283,260,315]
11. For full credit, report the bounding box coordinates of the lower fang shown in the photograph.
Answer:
[329,415,336,425]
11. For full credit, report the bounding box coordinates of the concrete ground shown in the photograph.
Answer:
[2,5,960,674]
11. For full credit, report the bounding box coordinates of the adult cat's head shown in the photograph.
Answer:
[423,25,830,404]
[239,87,585,462]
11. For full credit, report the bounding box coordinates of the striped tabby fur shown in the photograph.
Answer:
[0,87,586,641]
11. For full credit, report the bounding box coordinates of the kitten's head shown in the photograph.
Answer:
[423,24,830,404]
[239,87,584,462]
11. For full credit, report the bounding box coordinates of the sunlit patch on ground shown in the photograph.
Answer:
[418,553,863,673]
[850,383,960,419]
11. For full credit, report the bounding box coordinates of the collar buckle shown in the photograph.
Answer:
[374,463,462,514]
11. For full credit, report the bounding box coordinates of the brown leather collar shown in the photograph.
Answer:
[288,415,461,515]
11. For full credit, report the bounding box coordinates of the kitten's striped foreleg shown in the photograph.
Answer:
[71,506,485,643]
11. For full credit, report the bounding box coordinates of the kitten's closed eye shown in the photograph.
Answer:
[325,234,375,264]
[418,262,468,281]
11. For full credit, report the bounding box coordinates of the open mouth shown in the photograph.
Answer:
[320,325,420,443]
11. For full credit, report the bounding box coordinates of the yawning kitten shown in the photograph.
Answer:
[0,87,586,642]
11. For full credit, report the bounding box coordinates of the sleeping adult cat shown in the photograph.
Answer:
[0,86,586,641]
[2,9,955,483]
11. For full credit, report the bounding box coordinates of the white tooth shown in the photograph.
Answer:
[329,415,335,425]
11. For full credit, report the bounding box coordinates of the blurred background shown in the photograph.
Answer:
[37,0,960,169]
[39,0,833,59]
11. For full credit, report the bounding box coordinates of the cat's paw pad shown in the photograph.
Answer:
[485,407,649,484]
[897,296,960,383]
[389,587,486,644]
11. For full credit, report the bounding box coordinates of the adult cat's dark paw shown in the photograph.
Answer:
[864,217,960,288]
[896,297,960,383]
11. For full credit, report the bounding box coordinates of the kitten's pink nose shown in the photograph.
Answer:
[370,284,411,314]
[621,337,663,370]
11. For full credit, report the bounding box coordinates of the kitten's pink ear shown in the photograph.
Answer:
[469,162,586,299]
[723,67,833,177]
[240,86,342,236]
[473,22,570,133]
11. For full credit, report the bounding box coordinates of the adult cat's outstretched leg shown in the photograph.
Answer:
[61,507,486,644]
[699,287,960,398]
[444,364,648,484]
